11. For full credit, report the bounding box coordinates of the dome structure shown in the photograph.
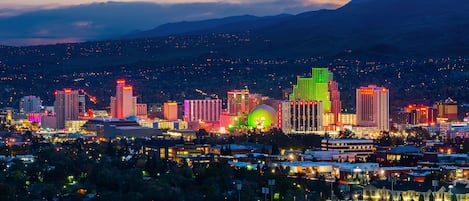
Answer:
[247,104,277,130]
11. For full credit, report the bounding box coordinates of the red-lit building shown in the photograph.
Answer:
[356,85,389,131]
[329,80,342,125]
[398,104,437,125]
[110,79,137,119]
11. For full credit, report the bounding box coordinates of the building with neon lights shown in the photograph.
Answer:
[54,88,79,129]
[136,103,148,119]
[289,68,332,112]
[280,100,323,134]
[329,80,342,125]
[164,101,178,121]
[184,99,222,122]
[19,95,42,113]
[247,104,277,130]
[356,85,389,131]
[110,79,137,119]
[227,89,250,115]
[396,104,437,125]
[434,97,458,121]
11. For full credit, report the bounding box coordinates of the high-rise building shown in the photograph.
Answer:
[227,89,250,115]
[19,95,42,113]
[164,102,178,121]
[110,79,137,119]
[184,99,222,122]
[434,97,458,121]
[290,68,332,112]
[54,88,79,129]
[329,80,342,124]
[356,85,389,131]
[280,100,323,134]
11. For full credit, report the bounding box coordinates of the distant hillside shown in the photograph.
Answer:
[124,14,291,39]
[255,0,469,58]
[127,0,469,58]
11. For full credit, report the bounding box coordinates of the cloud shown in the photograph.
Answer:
[0,0,349,11]
[74,21,94,27]
[0,0,350,46]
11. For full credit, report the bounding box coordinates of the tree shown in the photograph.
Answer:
[430,193,435,201]
[451,193,457,201]
[419,194,424,201]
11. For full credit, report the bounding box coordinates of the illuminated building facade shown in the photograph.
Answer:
[110,79,137,119]
[54,88,79,129]
[247,104,277,130]
[340,113,357,126]
[397,104,437,125]
[329,80,342,124]
[356,85,389,131]
[434,97,458,121]
[184,99,222,122]
[281,100,323,134]
[19,95,42,113]
[321,138,374,160]
[164,101,178,121]
[227,89,250,115]
[290,68,332,112]
[136,103,147,119]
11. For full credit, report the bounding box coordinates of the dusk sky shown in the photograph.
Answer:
[0,0,350,46]
[1,0,349,13]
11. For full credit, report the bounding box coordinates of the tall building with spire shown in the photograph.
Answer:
[110,79,137,119]
[356,85,389,131]
[54,88,79,129]
[289,68,333,113]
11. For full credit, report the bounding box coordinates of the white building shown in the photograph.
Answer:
[321,138,374,160]
[184,99,222,122]
[280,100,323,134]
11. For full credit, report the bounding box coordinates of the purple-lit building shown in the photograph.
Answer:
[184,99,222,123]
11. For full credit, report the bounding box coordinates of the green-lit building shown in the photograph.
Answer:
[289,68,333,113]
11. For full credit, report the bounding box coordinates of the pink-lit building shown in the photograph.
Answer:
[356,85,389,131]
[110,80,137,119]
[329,80,342,125]
[184,99,222,123]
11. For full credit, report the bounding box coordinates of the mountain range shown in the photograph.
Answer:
[0,1,339,46]
[122,0,469,58]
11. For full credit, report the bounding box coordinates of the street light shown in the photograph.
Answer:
[236,182,242,201]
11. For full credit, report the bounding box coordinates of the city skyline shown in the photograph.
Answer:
[0,0,468,200]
